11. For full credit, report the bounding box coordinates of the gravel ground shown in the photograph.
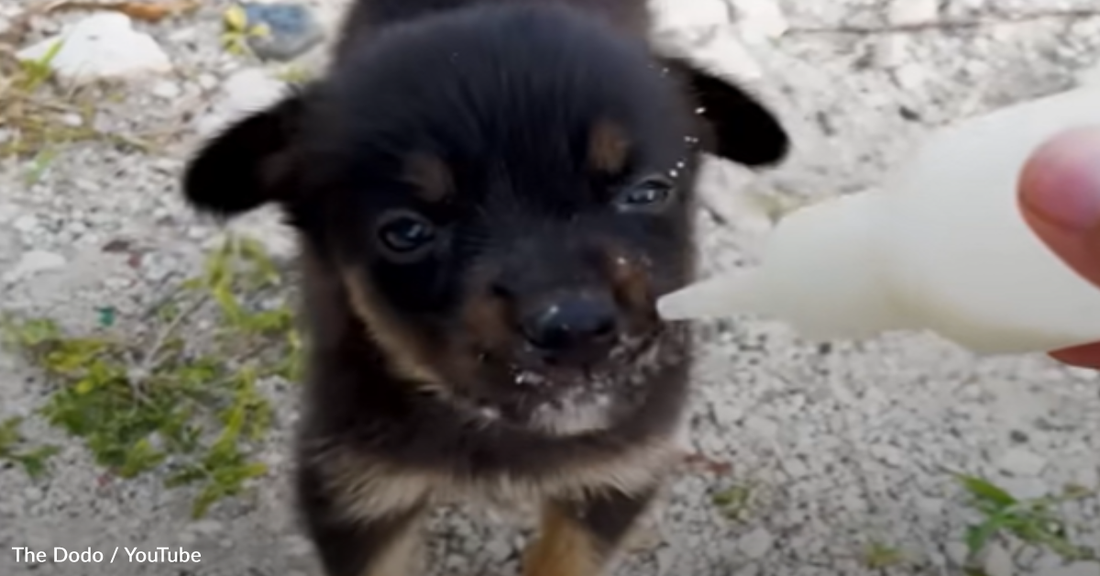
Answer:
[2,0,1100,575]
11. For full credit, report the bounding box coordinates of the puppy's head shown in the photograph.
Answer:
[182,4,788,419]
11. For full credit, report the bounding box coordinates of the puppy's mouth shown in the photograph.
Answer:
[506,330,660,390]
[457,323,686,437]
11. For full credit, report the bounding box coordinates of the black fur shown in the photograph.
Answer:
[181,0,789,574]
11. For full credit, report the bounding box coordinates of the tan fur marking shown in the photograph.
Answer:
[340,268,441,386]
[312,433,680,526]
[460,286,511,350]
[589,120,630,174]
[357,517,424,576]
[523,502,602,576]
[312,446,438,524]
[403,153,453,203]
[600,242,655,332]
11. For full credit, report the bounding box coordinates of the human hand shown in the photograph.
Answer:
[1018,126,1100,368]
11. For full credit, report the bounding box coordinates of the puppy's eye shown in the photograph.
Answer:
[614,176,674,211]
[375,210,437,261]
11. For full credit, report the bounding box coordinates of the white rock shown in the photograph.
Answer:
[222,68,287,112]
[873,35,910,69]
[887,0,939,25]
[13,214,39,232]
[686,34,763,82]
[484,536,512,560]
[190,519,222,535]
[197,73,219,91]
[4,250,67,283]
[945,542,969,566]
[732,0,788,43]
[892,63,927,90]
[1039,562,1100,576]
[0,204,19,224]
[16,13,172,85]
[737,527,773,559]
[982,543,1015,576]
[197,69,288,137]
[151,80,182,100]
[997,448,1046,477]
[650,0,730,32]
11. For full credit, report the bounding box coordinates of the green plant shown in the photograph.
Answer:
[956,473,1096,568]
[221,4,272,56]
[1,38,150,159]
[0,416,60,479]
[273,63,314,84]
[17,39,65,92]
[862,540,906,570]
[711,482,756,521]
[1,235,303,518]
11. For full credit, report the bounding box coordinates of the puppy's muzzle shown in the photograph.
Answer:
[520,294,619,366]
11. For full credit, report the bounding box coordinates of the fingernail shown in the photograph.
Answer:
[1019,126,1100,231]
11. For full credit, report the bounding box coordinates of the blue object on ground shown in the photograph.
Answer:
[240,2,324,61]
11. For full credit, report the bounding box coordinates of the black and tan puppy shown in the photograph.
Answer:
[181,0,789,574]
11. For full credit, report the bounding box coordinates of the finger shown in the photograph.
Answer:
[1017,126,1100,367]
[1049,341,1100,369]
[1017,125,1100,289]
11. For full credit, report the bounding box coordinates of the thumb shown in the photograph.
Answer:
[1018,126,1100,367]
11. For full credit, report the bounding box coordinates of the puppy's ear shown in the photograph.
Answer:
[663,57,790,168]
[182,88,309,218]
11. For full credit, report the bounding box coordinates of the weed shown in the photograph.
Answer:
[712,482,756,521]
[955,473,1096,567]
[0,38,151,159]
[221,4,271,56]
[274,63,314,84]
[0,416,60,480]
[0,235,303,518]
[862,540,906,570]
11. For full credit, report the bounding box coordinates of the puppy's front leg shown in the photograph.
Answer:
[523,485,659,576]
[297,464,428,576]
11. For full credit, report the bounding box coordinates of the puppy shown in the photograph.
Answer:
[180,0,789,575]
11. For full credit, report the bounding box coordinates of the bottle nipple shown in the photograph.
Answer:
[656,270,771,321]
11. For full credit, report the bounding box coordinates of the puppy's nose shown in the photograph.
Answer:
[522,296,618,357]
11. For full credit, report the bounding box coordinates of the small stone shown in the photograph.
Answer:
[887,0,939,25]
[649,0,729,32]
[168,27,198,43]
[223,68,287,111]
[873,35,909,69]
[893,63,926,90]
[197,73,219,91]
[982,543,1015,576]
[997,448,1046,476]
[690,33,763,82]
[13,214,39,232]
[197,68,287,136]
[655,546,677,576]
[285,535,312,557]
[484,536,511,561]
[1039,563,1100,576]
[61,113,83,127]
[241,2,325,61]
[190,519,222,535]
[4,250,67,283]
[945,542,969,566]
[0,204,18,223]
[737,527,773,559]
[732,0,788,43]
[151,80,182,100]
[16,13,172,85]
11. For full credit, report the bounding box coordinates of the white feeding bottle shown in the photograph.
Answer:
[658,85,1100,356]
